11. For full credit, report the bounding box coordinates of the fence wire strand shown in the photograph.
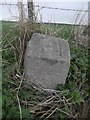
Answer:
[0,3,89,12]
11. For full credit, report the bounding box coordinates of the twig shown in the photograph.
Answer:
[42,88,60,93]
[57,108,69,116]
[54,92,64,102]
[38,96,55,106]
[17,76,23,94]
[46,107,58,119]
[16,72,24,120]
[16,94,22,120]
[79,79,88,90]
[40,106,56,119]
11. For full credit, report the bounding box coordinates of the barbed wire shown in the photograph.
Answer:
[0,3,89,12]
[35,5,89,13]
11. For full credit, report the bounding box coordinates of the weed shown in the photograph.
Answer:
[1,4,89,119]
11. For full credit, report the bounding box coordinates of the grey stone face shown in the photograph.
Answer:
[24,33,70,89]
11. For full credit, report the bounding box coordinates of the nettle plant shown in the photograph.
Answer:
[2,20,89,119]
[56,40,88,119]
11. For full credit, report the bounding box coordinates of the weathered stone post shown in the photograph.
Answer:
[24,33,70,89]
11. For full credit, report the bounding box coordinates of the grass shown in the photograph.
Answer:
[2,20,89,120]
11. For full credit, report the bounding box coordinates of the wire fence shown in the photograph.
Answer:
[0,3,89,12]
[0,3,88,25]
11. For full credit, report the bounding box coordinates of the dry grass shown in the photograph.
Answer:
[2,2,89,120]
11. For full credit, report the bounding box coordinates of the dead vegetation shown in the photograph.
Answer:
[2,2,89,120]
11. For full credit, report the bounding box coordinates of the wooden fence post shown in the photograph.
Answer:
[27,0,34,22]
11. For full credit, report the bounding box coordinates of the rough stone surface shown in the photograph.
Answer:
[24,33,70,89]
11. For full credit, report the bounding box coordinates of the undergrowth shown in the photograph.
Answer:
[2,20,89,120]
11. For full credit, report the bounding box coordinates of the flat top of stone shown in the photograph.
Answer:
[27,33,70,61]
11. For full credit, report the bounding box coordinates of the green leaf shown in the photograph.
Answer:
[65,81,76,90]
[59,107,68,119]
[19,89,31,99]
[22,108,31,118]
[72,91,80,101]
[71,91,84,104]
[57,84,66,91]
[6,106,19,118]
[2,95,13,108]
